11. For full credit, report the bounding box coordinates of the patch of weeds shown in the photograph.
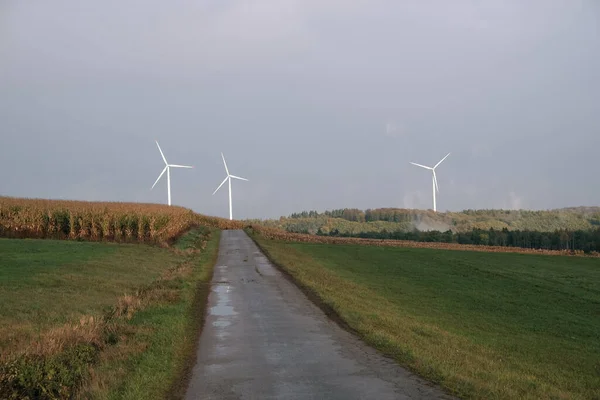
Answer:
[0,343,99,400]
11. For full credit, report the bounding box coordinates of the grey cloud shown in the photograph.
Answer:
[1,0,599,219]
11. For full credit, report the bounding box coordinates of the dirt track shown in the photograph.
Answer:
[184,230,455,399]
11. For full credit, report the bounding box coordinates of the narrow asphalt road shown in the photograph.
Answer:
[185,230,455,400]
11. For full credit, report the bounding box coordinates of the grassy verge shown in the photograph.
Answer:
[0,227,220,399]
[249,232,600,400]
[91,227,220,400]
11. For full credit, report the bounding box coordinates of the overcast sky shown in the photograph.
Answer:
[1,1,599,219]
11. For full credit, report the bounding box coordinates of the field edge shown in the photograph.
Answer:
[247,231,359,336]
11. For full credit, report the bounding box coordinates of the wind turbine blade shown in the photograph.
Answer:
[156,141,168,165]
[433,170,439,193]
[229,175,248,181]
[212,176,228,195]
[434,152,451,169]
[169,164,193,168]
[151,166,168,189]
[221,153,229,176]
[409,162,432,170]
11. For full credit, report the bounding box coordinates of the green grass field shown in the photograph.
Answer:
[252,236,600,400]
[0,238,180,350]
[0,228,220,399]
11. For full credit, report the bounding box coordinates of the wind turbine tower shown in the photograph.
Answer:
[213,152,248,220]
[151,141,193,206]
[409,153,451,212]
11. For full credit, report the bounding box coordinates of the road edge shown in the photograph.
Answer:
[246,229,363,338]
[168,229,222,400]
[245,228,459,399]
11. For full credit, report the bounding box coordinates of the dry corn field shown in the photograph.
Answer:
[246,225,600,257]
[0,196,243,245]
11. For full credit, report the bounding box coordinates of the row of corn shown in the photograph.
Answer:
[0,197,202,245]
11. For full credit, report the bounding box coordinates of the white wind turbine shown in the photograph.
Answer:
[212,152,248,220]
[151,141,193,206]
[409,153,451,212]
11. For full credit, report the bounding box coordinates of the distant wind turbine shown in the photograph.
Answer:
[151,141,193,206]
[409,153,450,212]
[213,152,248,220]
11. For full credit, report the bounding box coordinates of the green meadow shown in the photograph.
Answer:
[252,236,600,400]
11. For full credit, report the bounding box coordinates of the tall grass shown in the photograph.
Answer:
[0,196,243,245]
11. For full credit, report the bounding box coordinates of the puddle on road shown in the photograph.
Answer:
[210,305,236,316]
[210,284,238,318]
[214,285,231,294]
[212,320,231,328]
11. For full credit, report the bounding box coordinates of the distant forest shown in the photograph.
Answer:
[250,207,600,253]
[318,227,600,253]
[289,207,600,226]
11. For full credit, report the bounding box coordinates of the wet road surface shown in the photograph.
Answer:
[184,230,455,400]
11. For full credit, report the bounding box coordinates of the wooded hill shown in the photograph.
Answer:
[247,207,600,235]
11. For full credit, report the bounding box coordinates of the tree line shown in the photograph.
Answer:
[289,208,417,223]
[287,207,600,233]
[316,227,600,253]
